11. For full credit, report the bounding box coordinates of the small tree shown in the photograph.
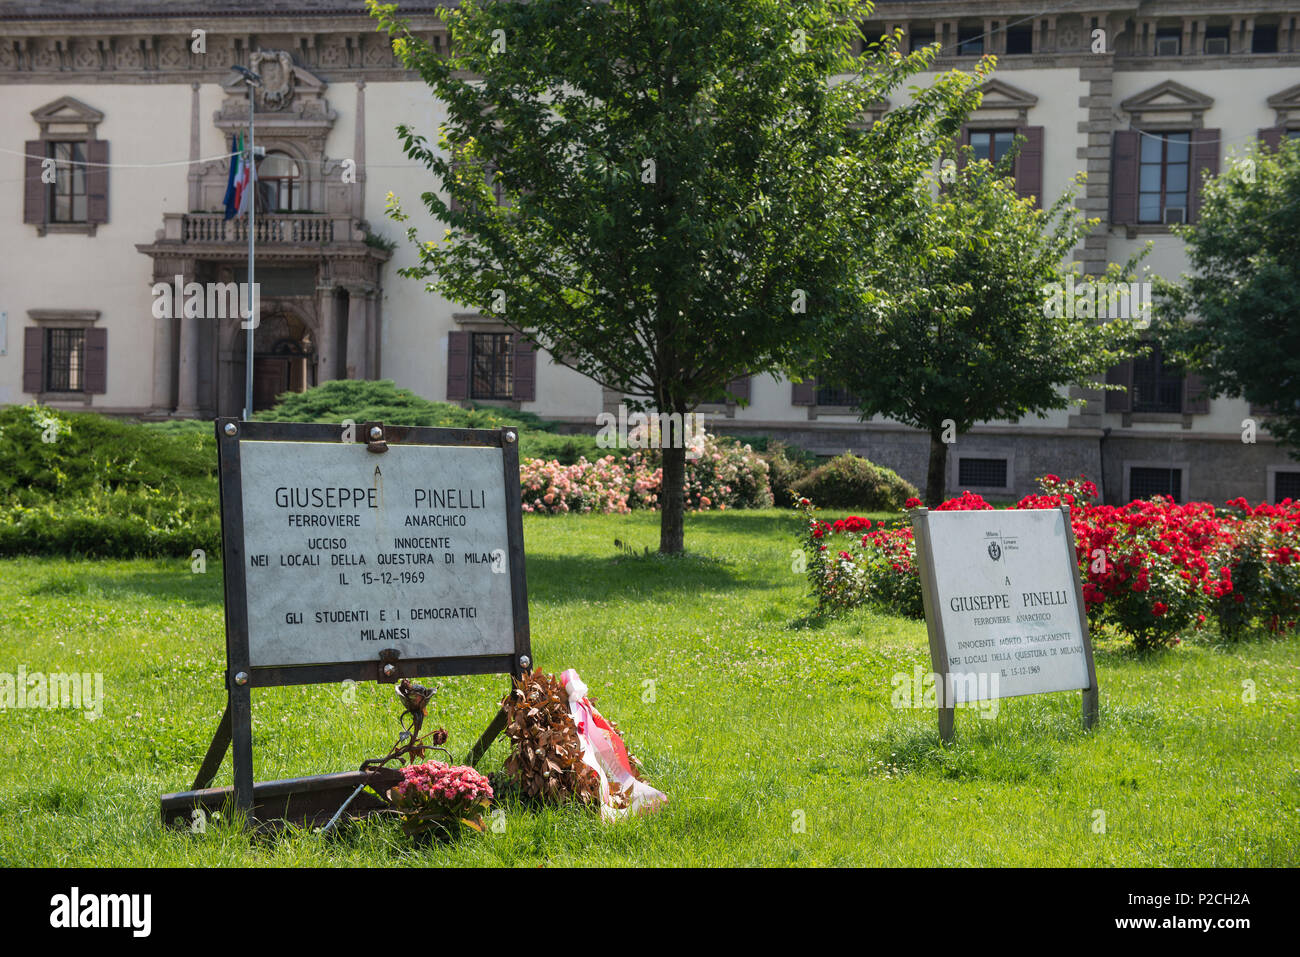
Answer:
[1156,139,1300,452]
[369,0,980,551]
[817,154,1136,505]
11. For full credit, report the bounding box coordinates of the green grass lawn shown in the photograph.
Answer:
[0,509,1296,866]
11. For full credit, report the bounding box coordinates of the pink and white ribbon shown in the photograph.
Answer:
[560,669,668,822]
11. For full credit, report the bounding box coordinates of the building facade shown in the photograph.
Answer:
[2,0,1299,504]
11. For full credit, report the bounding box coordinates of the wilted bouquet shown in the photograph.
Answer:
[386,761,494,836]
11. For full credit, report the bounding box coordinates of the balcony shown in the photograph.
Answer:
[154,212,368,246]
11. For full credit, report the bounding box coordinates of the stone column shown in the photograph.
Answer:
[366,289,381,380]
[316,285,337,383]
[176,311,200,417]
[344,285,369,380]
[150,295,176,415]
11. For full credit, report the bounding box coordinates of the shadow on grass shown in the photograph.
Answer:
[862,709,1086,783]
[683,510,806,538]
[28,566,224,607]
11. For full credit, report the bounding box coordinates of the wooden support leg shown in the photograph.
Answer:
[464,706,508,767]
[191,707,232,790]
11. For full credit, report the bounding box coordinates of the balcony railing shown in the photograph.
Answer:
[156,212,366,245]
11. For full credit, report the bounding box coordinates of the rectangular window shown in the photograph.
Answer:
[859,29,885,52]
[44,328,85,392]
[1275,471,1300,502]
[1252,25,1278,53]
[969,129,1016,166]
[1005,26,1033,55]
[1203,25,1230,55]
[470,333,513,400]
[957,27,984,56]
[46,141,88,223]
[1155,28,1181,56]
[814,384,858,407]
[1131,342,1185,412]
[958,457,1008,488]
[909,30,936,53]
[1138,131,1190,224]
[1130,467,1183,503]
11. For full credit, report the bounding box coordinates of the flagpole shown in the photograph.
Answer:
[245,82,255,421]
[232,65,261,420]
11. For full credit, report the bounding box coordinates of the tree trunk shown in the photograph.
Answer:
[925,433,949,507]
[660,443,686,554]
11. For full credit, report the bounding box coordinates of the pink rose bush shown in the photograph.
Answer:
[799,475,1300,650]
[386,760,494,835]
[521,432,771,514]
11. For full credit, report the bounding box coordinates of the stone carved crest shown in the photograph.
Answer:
[251,50,295,111]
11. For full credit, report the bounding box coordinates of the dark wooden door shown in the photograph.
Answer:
[253,358,290,411]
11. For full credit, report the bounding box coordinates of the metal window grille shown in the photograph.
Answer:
[1130,467,1182,502]
[45,328,85,392]
[957,457,1008,488]
[814,384,858,407]
[1275,472,1300,503]
[470,333,513,399]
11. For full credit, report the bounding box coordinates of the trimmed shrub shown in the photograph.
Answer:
[0,405,218,558]
[256,379,616,464]
[791,452,918,511]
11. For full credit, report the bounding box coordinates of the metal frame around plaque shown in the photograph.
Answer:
[910,504,1099,742]
[160,419,532,828]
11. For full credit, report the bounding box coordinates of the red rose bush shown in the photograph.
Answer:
[798,475,1300,649]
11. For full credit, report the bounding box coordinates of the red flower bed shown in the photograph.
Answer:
[798,476,1300,649]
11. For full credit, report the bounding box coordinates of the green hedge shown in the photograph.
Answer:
[0,405,219,558]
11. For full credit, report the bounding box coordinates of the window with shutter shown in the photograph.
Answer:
[791,380,816,406]
[1182,373,1210,414]
[446,330,470,400]
[27,97,107,235]
[511,334,536,402]
[1189,129,1220,223]
[1131,343,1185,413]
[1105,360,1133,413]
[23,140,46,226]
[1138,131,1190,224]
[22,327,44,395]
[48,141,89,223]
[43,328,86,392]
[1013,126,1044,205]
[1259,127,1285,152]
[1111,131,1140,225]
[470,332,514,400]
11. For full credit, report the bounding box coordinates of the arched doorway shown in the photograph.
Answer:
[250,311,315,412]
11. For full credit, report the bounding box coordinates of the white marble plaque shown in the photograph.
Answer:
[237,440,515,668]
[917,509,1090,703]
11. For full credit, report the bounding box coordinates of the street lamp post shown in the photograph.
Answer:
[232,65,262,420]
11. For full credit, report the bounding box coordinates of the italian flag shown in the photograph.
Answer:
[223,133,253,220]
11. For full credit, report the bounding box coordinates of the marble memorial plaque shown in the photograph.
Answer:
[915,508,1090,703]
[237,440,515,668]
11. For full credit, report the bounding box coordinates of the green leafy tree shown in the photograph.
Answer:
[1156,139,1300,452]
[817,152,1137,505]
[369,0,981,552]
